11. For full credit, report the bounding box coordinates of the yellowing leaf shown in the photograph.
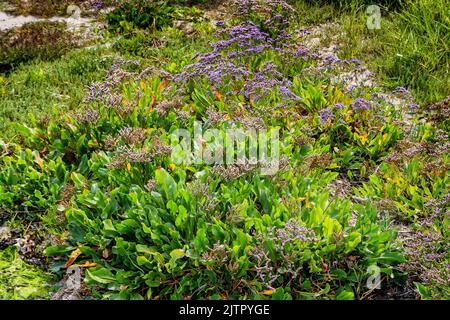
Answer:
[261,289,274,295]
[360,134,368,144]
[80,261,98,268]
[149,95,156,111]
[305,193,313,209]
[159,79,170,92]
[127,162,132,171]
[64,248,81,268]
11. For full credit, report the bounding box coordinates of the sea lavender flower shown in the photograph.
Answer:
[75,108,100,124]
[145,179,157,192]
[392,86,411,95]
[370,92,385,101]
[154,98,183,117]
[345,85,358,94]
[323,55,341,66]
[104,135,117,150]
[295,45,313,61]
[106,93,122,109]
[238,61,300,101]
[215,20,225,28]
[267,219,317,252]
[150,135,173,157]
[333,103,345,109]
[206,107,228,125]
[350,98,374,111]
[115,146,153,163]
[83,82,112,103]
[91,0,104,11]
[118,126,148,145]
[175,22,299,103]
[319,107,335,124]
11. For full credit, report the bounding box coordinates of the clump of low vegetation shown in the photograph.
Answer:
[106,0,176,33]
[0,246,53,299]
[0,21,76,70]
[6,0,113,18]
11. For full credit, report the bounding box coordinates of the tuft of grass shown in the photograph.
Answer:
[296,0,449,105]
[290,0,338,25]
[341,0,450,104]
[112,24,211,66]
[0,47,118,140]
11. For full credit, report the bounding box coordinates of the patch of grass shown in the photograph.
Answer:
[111,24,211,66]
[0,246,53,300]
[0,47,118,140]
[290,0,339,25]
[0,21,76,70]
[7,0,91,18]
[345,0,448,104]
[0,0,7,10]
[292,0,449,105]
[296,0,404,10]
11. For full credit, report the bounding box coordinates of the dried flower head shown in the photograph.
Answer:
[74,108,101,125]
[145,179,157,192]
[118,126,148,145]
[155,98,183,117]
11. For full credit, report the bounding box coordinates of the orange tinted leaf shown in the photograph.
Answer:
[214,90,223,102]
[159,79,170,92]
[64,248,81,268]
[149,95,156,111]
[34,151,44,169]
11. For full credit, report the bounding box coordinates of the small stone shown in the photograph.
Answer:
[0,226,11,240]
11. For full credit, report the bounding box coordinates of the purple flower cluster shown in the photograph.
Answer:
[248,219,316,288]
[319,107,335,124]
[175,22,300,103]
[350,98,374,111]
[74,108,100,124]
[267,219,317,252]
[83,59,139,104]
[90,0,104,11]
[392,86,411,96]
[392,86,413,100]
[240,62,301,102]
[84,59,170,107]
[333,103,345,109]
[295,45,318,61]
